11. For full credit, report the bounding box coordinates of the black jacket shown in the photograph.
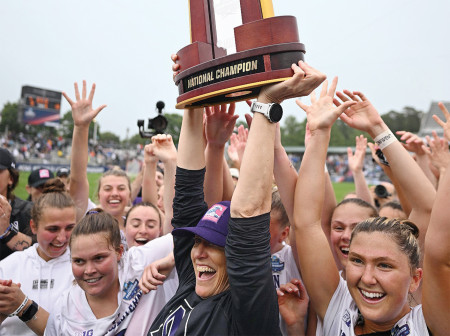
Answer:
[148,168,280,336]
[0,196,33,260]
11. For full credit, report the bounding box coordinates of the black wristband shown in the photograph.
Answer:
[0,229,17,244]
[19,301,38,323]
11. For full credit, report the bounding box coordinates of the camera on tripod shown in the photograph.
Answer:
[137,101,168,139]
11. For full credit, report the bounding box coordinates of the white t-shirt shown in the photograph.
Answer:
[320,276,429,336]
[272,243,305,336]
[0,245,73,336]
[45,233,178,336]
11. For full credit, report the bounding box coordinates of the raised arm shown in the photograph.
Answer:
[397,130,437,188]
[204,104,238,207]
[423,131,450,188]
[141,143,159,206]
[228,61,326,336]
[150,134,177,234]
[63,81,106,221]
[367,142,412,215]
[130,167,144,203]
[422,104,450,334]
[347,135,374,205]
[293,78,355,319]
[337,90,436,250]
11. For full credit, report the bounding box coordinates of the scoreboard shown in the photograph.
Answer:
[19,86,62,125]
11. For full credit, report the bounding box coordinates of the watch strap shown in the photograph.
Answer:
[19,300,39,323]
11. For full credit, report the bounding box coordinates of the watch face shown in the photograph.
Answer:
[270,103,283,122]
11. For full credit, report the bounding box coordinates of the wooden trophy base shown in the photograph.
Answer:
[174,16,305,109]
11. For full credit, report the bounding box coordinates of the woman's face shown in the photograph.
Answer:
[71,233,122,300]
[98,175,130,218]
[125,206,161,248]
[330,203,374,269]
[190,236,229,298]
[0,169,12,197]
[30,207,76,261]
[346,232,421,328]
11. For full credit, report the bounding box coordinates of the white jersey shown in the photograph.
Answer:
[271,243,305,336]
[0,244,73,336]
[45,233,178,336]
[321,277,429,336]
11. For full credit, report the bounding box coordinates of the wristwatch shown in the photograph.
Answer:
[250,101,283,123]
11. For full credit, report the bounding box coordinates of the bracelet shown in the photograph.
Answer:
[19,300,39,323]
[373,130,397,150]
[0,224,12,240]
[8,296,29,317]
[0,228,17,244]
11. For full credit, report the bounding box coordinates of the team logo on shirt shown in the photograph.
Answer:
[271,256,285,272]
[123,279,139,300]
[342,310,351,327]
[392,324,410,336]
[32,279,54,290]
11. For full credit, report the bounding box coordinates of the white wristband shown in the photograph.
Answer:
[8,296,29,317]
[373,130,397,150]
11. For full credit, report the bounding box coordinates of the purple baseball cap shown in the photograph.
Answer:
[172,201,230,247]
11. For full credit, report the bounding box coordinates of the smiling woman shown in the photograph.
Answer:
[44,209,177,336]
[0,179,76,336]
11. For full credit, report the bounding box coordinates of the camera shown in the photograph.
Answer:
[374,184,391,199]
[137,101,168,138]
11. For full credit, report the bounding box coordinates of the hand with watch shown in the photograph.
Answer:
[0,281,39,323]
[250,61,326,123]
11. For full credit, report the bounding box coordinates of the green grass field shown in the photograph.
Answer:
[14,172,103,202]
[14,171,355,204]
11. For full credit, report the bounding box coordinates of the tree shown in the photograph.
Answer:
[128,133,149,146]
[164,113,183,146]
[0,102,25,134]
[280,115,306,146]
[99,131,120,145]
[381,107,422,134]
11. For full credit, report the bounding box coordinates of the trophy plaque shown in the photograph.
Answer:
[174,0,306,109]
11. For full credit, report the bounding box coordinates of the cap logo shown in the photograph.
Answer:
[39,169,50,178]
[11,162,15,169]
[203,204,226,223]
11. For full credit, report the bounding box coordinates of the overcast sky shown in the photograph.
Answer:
[1,0,449,139]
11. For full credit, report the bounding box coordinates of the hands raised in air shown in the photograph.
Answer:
[63,80,107,128]
[296,77,356,133]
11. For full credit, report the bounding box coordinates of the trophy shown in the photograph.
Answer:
[174,0,306,109]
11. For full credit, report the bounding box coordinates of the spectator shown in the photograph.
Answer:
[26,168,54,202]
[0,148,33,260]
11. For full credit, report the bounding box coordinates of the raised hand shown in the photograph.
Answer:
[335,90,384,134]
[227,134,240,166]
[62,80,106,128]
[397,131,426,155]
[296,77,356,133]
[144,143,159,165]
[423,131,450,173]
[151,134,177,163]
[259,61,326,104]
[204,103,238,146]
[348,135,368,173]
[432,102,450,141]
[171,54,181,81]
